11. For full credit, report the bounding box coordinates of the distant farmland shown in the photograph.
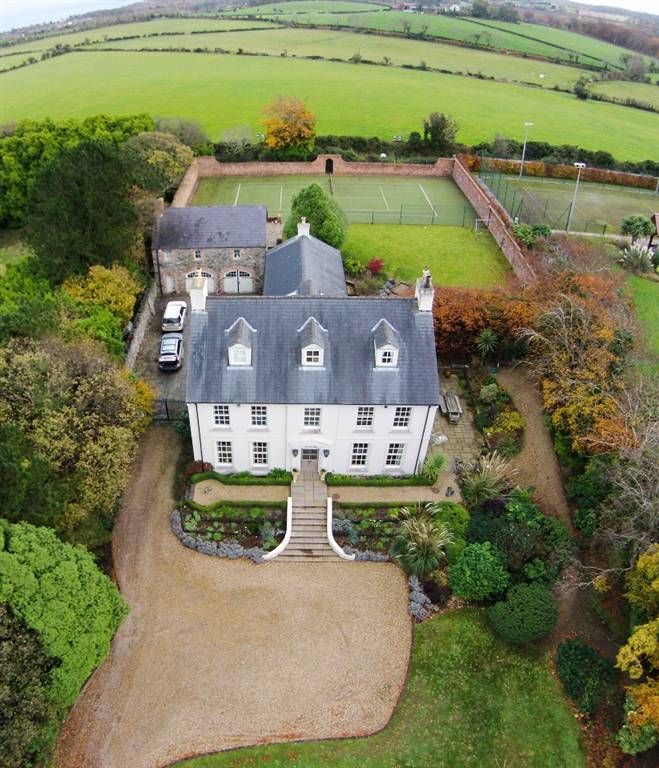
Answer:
[2,50,657,160]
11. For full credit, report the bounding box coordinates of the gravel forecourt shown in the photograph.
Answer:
[56,428,411,768]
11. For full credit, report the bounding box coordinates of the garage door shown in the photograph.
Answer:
[223,270,253,294]
[186,271,214,293]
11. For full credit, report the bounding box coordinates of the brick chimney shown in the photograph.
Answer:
[189,269,208,312]
[415,268,434,312]
[297,216,311,237]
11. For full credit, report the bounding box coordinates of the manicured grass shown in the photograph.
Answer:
[591,80,659,110]
[483,174,659,233]
[2,51,657,159]
[89,26,587,90]
[0,229,30,275]
[175,609,584,768]
[627,275,659,373]
[194,175,474,225]
[342,224,511,288]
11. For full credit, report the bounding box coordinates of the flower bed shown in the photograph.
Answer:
[189,468,292,486]
[325,473,429,487]
[471,375,525,456]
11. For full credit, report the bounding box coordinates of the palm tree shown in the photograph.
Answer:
[476,328,498,363]
[392,504,453,578]
[460,451,517,507]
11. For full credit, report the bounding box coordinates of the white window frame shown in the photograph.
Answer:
[393,406,412,429]
[385,443,404,467]
[252,441,268,466]
[302,345,323,367]
[213,404,230,427]
[228,344,250,367]
[194,249,202,260]
[216,441,233,466]
[251,405,267,427]
[377,347,398,367]
[351,442,369,468]
[303,407,321,429]
[356,406,374,428]
[233,248,241,259]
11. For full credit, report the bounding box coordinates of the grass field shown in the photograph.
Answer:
[237,1,385,12]
[231,5,646,68]
[591,80,659,110]
[88,26,587,90]
[482,174,659,232]
[194,175,476,225]
[174,609,584,768]
[2,51,658,160]
[343,224,510,287]
[627,275,659,374]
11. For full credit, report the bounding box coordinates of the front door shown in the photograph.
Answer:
[301,448,318,473]
[223,270,253,294]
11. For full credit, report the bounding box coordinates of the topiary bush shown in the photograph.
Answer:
[448,542,510,601]
[556,639,616,714]
[487,583,558,644]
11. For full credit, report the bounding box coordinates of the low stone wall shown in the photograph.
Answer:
[125,279,158,370]
[451,157,536,285]
[171,160,200,208]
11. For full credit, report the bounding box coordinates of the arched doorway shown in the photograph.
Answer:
[325,158,333,175]
[223,269,254,294]
[186,270,214,293]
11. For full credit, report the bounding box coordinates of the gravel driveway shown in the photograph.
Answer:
[56,428,411,768]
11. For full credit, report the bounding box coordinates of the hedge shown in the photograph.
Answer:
[189,469,292,486]
[325,473,429,487]
[180,499,288,513]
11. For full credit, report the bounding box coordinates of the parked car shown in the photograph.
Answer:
[161,300,187,332]
[158,333,184,371]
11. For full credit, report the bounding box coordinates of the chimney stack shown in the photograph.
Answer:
[415,267,434,312]
[189,268,208,312]
[297,216,311,237]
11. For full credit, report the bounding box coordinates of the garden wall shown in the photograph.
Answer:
[451,157,536,285]
[125,279,158,370]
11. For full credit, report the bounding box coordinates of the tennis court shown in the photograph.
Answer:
[481,172,658,234]
[193,175,477,226]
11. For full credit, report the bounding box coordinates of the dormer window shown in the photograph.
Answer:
[372,319,400,368]
[303,346,323,367]
[298,317,327,368]
[194,249,201,260]
[226,317,255,367]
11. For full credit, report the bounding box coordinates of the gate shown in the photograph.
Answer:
[153,399,187,422]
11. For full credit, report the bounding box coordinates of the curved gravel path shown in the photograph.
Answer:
[56,428,411,768]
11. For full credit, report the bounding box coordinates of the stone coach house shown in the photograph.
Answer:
[185,221,440,477]
[152,205,267,295]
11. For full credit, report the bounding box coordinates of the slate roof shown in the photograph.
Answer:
[186,297,439,406]
[153,206,267,250]
[373,319,400,350]
[263,234,347,296]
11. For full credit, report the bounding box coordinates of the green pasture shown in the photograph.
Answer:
[232,1,385,13]
[89,26,586,90]
[232,6,636,67]
[343,224,510,288]
[2,51,658,160]
[194,174,475,225]
[175,610,584,768]
[627,275,659,375]
[482,174,659,232]
[590,80,659,110]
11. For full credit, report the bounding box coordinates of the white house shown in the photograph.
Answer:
[185,224,440,476]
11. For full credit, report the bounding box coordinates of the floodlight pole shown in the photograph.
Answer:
[518,121,533,179]
[566,162,586,233]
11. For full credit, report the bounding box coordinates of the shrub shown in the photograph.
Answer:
[324,473,428,487]
[460,451,517,508]
[392,505,453,578]
[420,452,446,484]
[449,542,510,601]
[556,639,616,714]
[367,258,384,275]
[430,502,470,564]
[189,469,292,485]
[487,583,558,643]
[479,382,500,404]
[618,242,654,273]
[620,215,654,243]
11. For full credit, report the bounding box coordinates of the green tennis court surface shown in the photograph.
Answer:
[193,175,477,226]
[481,173,658,234]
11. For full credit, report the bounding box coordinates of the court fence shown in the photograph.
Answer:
[344,204,475,227]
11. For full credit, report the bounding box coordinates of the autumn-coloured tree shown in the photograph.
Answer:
[262,97,316,155]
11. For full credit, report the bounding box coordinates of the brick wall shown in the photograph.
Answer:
[171,160,200,208]
[126,280,158,371]
[451,157,536,285]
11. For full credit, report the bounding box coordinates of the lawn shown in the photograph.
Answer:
[174,609,584,768]
[2,51,657,160]
[591,80,659,110]
[234,1,385,12]
[343,224,510,288]
[0,229,30,275]
[482,174,659,233]
[627,275,659,374]
[89,26,587,90]
[194,175,475,225]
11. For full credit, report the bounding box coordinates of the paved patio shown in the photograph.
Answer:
[431,375,484,469]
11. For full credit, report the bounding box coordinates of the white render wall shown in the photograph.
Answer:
[188,403,437,476]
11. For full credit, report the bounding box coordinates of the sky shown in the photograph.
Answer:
[0,0,656,34]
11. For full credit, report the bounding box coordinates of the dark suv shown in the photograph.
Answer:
[158,333,184,371]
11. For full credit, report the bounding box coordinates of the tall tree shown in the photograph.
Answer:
[26,140,140,284]
[423,112,458,154]
[283,183,348,248]
[262,96,316,156]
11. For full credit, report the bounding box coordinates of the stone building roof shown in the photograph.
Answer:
[153,206,267,249]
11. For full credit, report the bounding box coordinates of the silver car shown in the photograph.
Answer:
[161,300,187,332]
[158,333,184,371]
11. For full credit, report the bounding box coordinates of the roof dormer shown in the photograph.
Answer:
[298,316,327,368]
[372,319,400,368]
[225,317,255,367]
